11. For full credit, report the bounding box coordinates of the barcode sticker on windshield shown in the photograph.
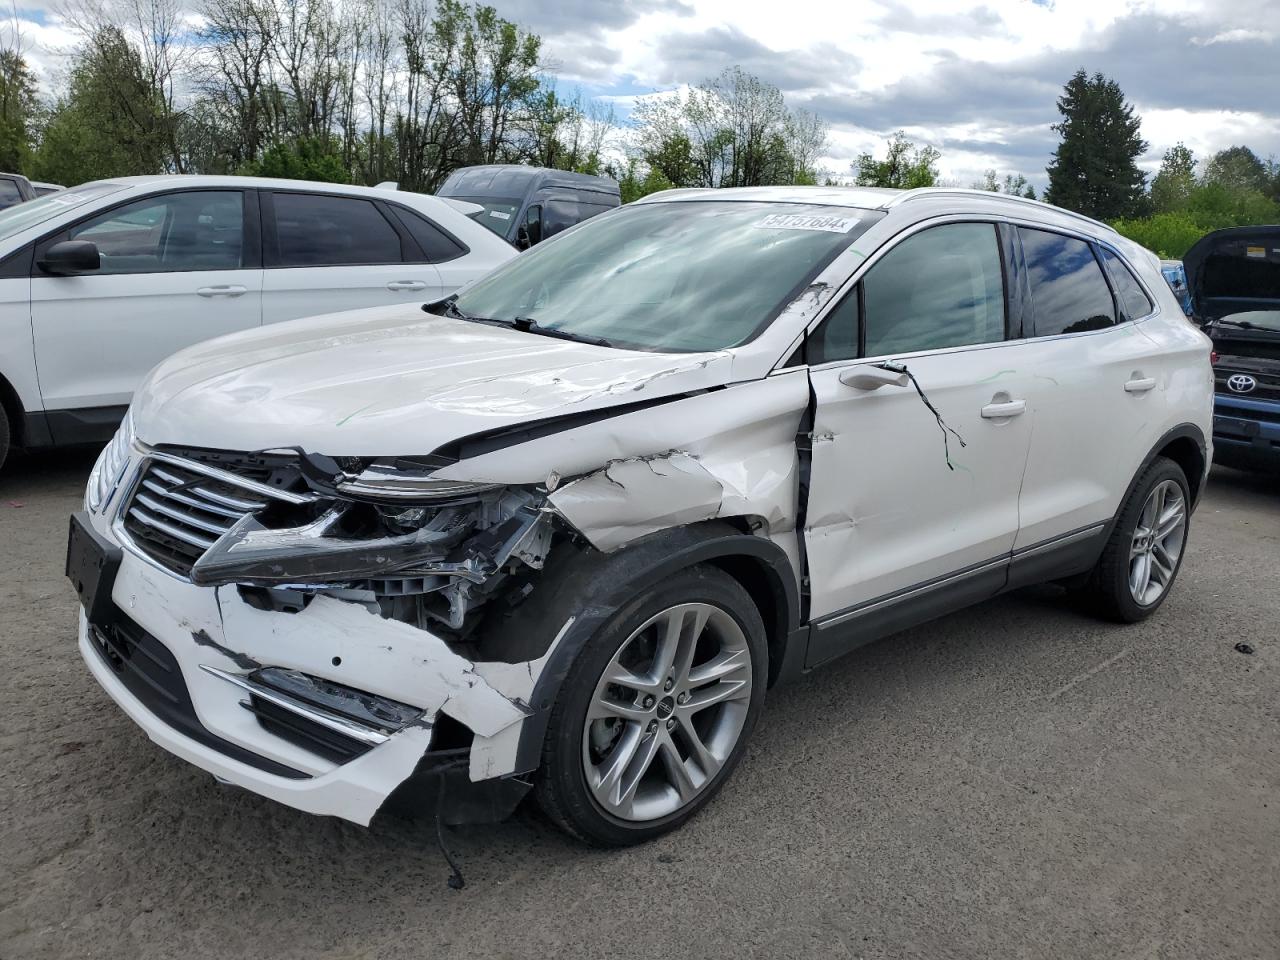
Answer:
[1247,246,1265,258]
[489,210,511,220]
[754,213,859,233]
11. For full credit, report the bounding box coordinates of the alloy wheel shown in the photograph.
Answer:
[582,602,753,822]
[1129,479,1187,606]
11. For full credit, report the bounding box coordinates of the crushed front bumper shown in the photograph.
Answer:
[74,498,539,827]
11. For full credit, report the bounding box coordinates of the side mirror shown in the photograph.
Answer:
[839,365,910,390]
[38,240,100,275]
[515,225,532,251]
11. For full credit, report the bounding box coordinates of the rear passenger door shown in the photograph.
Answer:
[1009,226,1165,555]
[261,191,445,324]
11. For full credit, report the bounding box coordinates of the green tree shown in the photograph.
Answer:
[974,169,1036,198]
[853,131,940,188]
[32,27,172,185]
[1201,145,1269,194]
[1149,143,1196,213]
[240,135,349,181]
[0,51,39,171]
[1045,69,1147,219]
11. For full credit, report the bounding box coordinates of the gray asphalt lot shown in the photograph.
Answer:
[1,448,1276,960]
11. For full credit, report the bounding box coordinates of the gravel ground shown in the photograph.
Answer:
[1,448,1276,960]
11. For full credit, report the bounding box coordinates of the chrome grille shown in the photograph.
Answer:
[120,452,313,577]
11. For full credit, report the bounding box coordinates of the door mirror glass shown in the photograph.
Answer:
[37,239,101,275]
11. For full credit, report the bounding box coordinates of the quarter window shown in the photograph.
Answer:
[1099,247,1154,320]
[1020,228,1116,336]
[389,207,467,263]
[68,191,245,274]
[272,193,401,267]
[861,222,1006,357]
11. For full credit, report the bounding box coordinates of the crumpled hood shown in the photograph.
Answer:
[131,304,735,456]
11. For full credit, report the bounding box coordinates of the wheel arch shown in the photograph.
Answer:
[1103,424,1207,546]
[488,520,802,776]
[0,370,25,447]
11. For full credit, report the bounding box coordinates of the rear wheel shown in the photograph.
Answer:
[1083,456,1190,622]
[534,565,766,846]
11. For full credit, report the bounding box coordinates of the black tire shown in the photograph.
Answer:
[0,401,10,474]
[533,564,767,847]
[1082,456,1191,622]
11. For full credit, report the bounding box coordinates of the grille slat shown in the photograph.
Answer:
[122,452,311,577]
[134,492,236,536]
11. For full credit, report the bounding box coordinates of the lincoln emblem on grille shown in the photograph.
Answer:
[1226,374,1257,394]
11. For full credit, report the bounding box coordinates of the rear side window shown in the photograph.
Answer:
[860,222,1006,357]
[272,193,401,267]
[0,178,25,207]
[390,207,467,263]
[1099,248,1153,320]
[1021,228,1116,336]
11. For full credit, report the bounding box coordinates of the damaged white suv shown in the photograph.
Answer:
[69,187,1213,847]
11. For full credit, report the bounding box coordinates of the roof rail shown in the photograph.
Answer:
[884,188,1117,234]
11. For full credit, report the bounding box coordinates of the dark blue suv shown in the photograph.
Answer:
[1185,226,1280,472]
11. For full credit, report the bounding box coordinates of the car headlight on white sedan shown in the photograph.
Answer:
[86,410,135,514]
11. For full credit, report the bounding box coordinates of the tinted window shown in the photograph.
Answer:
[0,179,23,206]
[273,193,401,266]
[1021,228,1115,335]
[390,207,466,262]
[543,198,612,238]
[69,191,244,274]
[860,222,1006,357]
[1100,248,1153,319]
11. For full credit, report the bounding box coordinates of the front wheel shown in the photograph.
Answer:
[534,565,767,846]
[1082,456,1191,622]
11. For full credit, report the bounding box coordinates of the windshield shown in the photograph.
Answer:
[0,182,127,243]
[448,196,521,237]
[453,201,877,352]
[1219,310,1280,332]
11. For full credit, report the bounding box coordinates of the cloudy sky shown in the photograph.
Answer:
[510,0,1280,190]
[7,0,1279,190]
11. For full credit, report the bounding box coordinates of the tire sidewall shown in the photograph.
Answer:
[538,564,768,846]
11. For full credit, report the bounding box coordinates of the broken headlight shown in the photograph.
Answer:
[336,465,501,502]
[86,410,135,514]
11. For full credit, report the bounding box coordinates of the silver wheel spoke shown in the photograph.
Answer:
[659,736,698,802]
[1130,551,1152,598]
[583,601,752,823]
[1156,503,1184,540]
[1127,479,1186,606]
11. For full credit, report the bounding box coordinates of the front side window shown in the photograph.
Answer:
[453,201,879,353]
[1100,247,1153,320]
[859,222,1006,357]
[272,193,401,267]
[69,191,244,274]
[1021,228,1116,336]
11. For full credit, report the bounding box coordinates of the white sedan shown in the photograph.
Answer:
[0,175,516,469]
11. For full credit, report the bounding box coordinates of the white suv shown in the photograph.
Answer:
[0,175,515,470]
[68,187,1212,847]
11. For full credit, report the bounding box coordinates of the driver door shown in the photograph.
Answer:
[802,221,1036,667]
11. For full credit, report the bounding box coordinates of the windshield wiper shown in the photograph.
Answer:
[1215,318,1258,329]
[510,316,613,348]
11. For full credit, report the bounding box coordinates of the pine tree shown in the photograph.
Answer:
[1044,70,1148,219]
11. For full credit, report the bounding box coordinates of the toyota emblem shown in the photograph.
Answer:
[1227,374,1257,394]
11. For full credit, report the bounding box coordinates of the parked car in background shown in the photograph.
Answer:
[0,175,516,471]
[68,187,1211,848]
[0,172,37,210]
[1161,259,1193,315]
[1184,225,1280,472]
[31,181,65,196]
[436,164,621,248]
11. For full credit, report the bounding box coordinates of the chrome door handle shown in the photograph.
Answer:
[980,399,1026,419]
[386,280,427,292]
[1125,377,1156,393]
[196,285,247,298]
